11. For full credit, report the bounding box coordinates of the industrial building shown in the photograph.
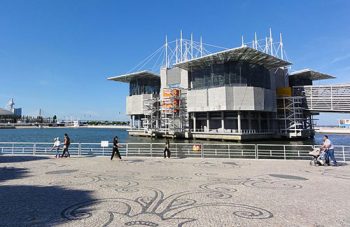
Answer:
[108,31,347,141]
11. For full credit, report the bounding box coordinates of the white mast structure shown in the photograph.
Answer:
[280,32,284,60]
[165,35,168,68]
[7,98,15,112]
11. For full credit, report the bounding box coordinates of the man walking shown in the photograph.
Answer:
[61,133,71,158]
[111,136,122,160]
[321,135,337,166]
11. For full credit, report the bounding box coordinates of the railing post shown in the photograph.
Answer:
[201,144,204,158]
[150,143,153,157]
[12,143,14,154]
[78,143,81,156]
[342,146,346,162]
[283,145,286,160]
[228,145,230,159]
[33,143,36,155]
[126,143,129,157]
[255,144,258,159]
[175,143,178,158]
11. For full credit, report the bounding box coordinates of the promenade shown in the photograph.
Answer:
[0,156,349,226]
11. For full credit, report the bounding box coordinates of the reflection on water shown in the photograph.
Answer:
[0,128,350,146]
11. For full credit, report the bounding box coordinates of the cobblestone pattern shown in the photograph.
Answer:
[0,156,349,226]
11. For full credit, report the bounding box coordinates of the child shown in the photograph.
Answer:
[51,137,61,158]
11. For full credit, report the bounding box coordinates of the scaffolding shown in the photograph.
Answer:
[159,88,189,134]
[142,96,160,131]
[141,88,189,135]
[277,96,314,138]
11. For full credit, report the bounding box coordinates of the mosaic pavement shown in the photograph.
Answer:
[0,156,349,226]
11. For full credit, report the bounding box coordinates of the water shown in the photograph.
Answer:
[0,128,350,145]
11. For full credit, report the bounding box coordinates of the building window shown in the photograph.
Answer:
[189,61,271,90]
[129,78,160,96]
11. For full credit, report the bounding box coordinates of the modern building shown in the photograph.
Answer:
[108,31,344,141]
[0,108,17,123]
[339,119,350,128]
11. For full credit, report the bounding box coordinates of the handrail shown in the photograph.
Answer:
[0,142,348,162]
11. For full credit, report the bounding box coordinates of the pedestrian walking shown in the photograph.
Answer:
[111,136,122,160]
[61,133,71,158]
[321,135,337,166]
[51,137,61,158]
[164,139,171,158]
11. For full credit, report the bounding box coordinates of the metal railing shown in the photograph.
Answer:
[0,142,349,162]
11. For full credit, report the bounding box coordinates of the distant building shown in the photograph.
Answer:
[339,119,350,128]
[0,108,17,123]
[13,108,22,117]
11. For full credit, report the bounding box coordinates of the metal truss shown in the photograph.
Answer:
[293,84,350,112]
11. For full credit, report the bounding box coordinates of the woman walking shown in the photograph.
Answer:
[163,139,171,158]
[111,136,122,160]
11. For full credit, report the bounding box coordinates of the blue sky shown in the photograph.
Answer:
[0,0,349,124]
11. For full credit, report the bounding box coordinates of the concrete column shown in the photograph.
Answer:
[221,111,225,130]
[138,117,141,129]
[237,111,241,133]
[132,115,135,129]
[206,112,210,132]
[193,113,196,132]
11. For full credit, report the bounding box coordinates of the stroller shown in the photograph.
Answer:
[309,148,326,166]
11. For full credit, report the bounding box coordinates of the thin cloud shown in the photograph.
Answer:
[330,53,350,64]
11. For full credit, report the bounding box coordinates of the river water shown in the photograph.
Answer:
[0,128,349,145]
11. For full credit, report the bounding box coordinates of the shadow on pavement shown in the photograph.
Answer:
[0,155,50,163]
[0,185,94,226]
[0,167,30,183]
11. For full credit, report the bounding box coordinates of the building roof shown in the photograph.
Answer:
[289,69,335,80]
[0,108,14,116]
[107,70,160,83]
[174,46,291,70]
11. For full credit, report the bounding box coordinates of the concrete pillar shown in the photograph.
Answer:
[206,112,210,132]
[221,111,225,131]
[193,113,196,132]
[237,111,241,133]
[132,115,135,129]
[138,116,141,129]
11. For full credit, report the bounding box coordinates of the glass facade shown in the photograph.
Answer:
[189,61,271,90]
[129,78,160,96]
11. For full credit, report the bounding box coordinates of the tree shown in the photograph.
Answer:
[53,115,57,123]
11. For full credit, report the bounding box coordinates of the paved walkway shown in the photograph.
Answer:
[0,156,349,226]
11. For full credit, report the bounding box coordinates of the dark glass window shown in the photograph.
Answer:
[129,78,160,96]
[189,61,271,89]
